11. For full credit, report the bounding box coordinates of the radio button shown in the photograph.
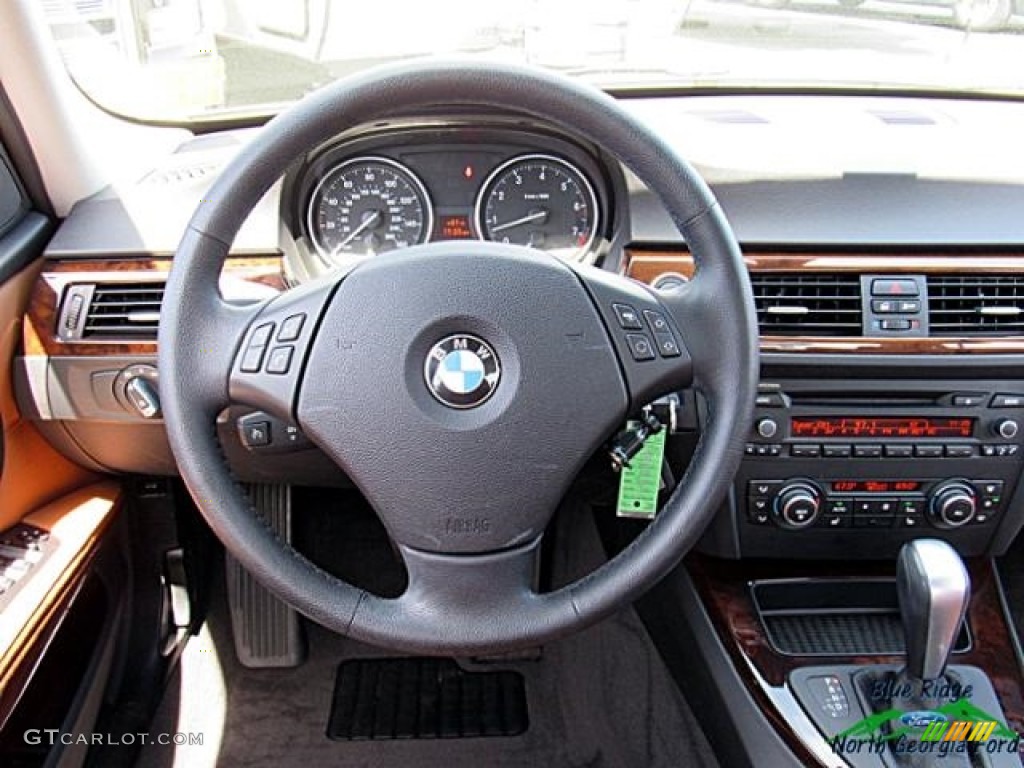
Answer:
[914,445,944,458]
[952,393,988,407]
[856,498,898,515]
[945,445,976,458]
[979,481,1003,497]
[756,418,779,439]
[748,498,772,525]
[750,481,782,497]
[981,444,1019,457]
[853,444,882,458]
[884,445,914,458]
[825,498,852,516]
[875,498,898,514]
[755,392,788,408]
[854,515,896,529]
[991,394,1024,408]
[898,498,925,516]
[790,444,821,458]
[823,444,853,458]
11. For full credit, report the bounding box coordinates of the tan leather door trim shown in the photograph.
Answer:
[0,260,96,530]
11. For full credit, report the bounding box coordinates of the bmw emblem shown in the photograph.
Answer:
[424,334,500,409]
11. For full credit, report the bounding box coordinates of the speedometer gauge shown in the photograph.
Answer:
[308,157,433,262]
[476,154,599,261]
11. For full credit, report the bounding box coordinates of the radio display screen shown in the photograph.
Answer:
[831,480,922,493]
[791,417,974,439]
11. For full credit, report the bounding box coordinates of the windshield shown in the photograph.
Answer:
[43,0,1024,122]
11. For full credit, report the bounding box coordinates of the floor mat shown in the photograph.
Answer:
[327,657,527,740]
[135,495,719,768]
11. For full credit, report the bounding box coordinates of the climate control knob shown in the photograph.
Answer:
[774,482,822,529]
[928,481,977,529]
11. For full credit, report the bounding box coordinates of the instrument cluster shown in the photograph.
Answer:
[292,125,612,270]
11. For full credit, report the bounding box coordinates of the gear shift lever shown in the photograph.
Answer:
[897,538,970,682]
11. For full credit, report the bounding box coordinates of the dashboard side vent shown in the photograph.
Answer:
[927,275,1024,336]
[58,281,165,341]
[751,274,863,336]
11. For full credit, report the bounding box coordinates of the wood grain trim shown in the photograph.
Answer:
[687,556,1024,762]
[626,251,1024,355]
[0,482,120,729]
[23,257,286,357]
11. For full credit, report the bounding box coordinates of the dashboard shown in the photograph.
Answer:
[16,93,1024,562]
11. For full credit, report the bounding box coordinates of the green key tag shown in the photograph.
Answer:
[616,422,667,519]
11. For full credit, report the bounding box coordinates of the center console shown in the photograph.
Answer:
[700,379,1024,560]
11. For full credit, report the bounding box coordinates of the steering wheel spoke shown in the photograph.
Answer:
[572,263,693,412]
[351,538,564,654]
[228,277,337,422]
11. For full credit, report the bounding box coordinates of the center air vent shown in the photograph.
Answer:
[927,275,1024,336]
[751,274,863,337]
[59,281,165,341]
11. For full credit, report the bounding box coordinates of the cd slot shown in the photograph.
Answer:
[788,392,942,408]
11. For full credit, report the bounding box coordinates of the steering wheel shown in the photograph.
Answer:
[159,60,758,655]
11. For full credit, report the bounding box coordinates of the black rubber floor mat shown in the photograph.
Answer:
[327,657,528,740]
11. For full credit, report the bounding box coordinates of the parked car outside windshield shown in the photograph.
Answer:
[43,0,1024,122]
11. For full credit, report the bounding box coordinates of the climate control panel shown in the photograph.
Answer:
[746,478,1004,531]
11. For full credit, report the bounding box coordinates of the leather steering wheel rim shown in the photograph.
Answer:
[158,60,758,655]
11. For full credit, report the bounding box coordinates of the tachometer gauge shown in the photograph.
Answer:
[476,154,599,261]
[308,157,433,262]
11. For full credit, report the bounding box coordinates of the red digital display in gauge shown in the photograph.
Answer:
[831,480,921,493]
[791,417,973,439]
[439,215,473,240]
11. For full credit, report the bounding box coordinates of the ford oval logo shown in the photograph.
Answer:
[900,711,947,729]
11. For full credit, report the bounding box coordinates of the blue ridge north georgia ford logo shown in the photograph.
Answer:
[424,334,501,409]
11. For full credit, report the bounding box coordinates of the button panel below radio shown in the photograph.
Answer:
[746,478,1004,531]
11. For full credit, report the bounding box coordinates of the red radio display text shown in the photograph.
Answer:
[791,417,973,439]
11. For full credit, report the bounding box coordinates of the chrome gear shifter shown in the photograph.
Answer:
[897,538,970,682]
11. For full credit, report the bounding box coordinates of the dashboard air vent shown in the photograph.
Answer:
[751,274,863,336]
[927,275,1024,336]
[80,281,164,340]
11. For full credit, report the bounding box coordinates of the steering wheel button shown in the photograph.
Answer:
[266,346,295,375]
[625,333,655,361]
[240,345,267,373]
[240,420,271,447]
[278,314,306,342]
[612,304,643,330]
[643,310,670,333]
[654,332,680,358]
[250,323,275,348]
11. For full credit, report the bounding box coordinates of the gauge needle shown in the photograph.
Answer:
[490,209,547,234]
[332,210,381,255]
